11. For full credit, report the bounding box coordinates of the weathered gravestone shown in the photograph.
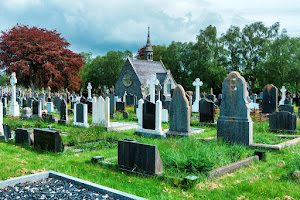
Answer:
[58,99,67,125]
[73,102,89,128]
[217,71,253,145]
[92,96,110,127]
[199,98,215,123]
[21,107,31,119]
[15,128,32,145]
[262,84,278,114]
[3,124,11,142]
[2,97,7,116]
[34,128,63,152]
[118,140,163,176]
[168,85,191,136]
[217,94,222,106]
[269,111,297,132]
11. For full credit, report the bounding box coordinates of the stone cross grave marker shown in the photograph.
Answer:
[87,82,92,100]
[192,78,203,112]
[147,75,159,103]
[9,72,19,117]
[279,86,287,106]
[217,71,253,145]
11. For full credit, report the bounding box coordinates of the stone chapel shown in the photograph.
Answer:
[115,28,177,100]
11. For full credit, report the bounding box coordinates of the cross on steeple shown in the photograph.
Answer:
[145,27,153,61]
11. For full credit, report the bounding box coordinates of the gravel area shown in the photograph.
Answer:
[0,178,115,200]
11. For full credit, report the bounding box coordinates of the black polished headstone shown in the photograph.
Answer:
[116,102,125,112]
[118,140,163,176]
[142,100,155,130]
[76,103,84,123]
[269,111,297,132]
[107,94,115,114]
[199,99,215,123]
[34,128,63,152]
[15,128,31,145]
[32,99,39,115]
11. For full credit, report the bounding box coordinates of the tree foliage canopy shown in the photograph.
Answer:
[0,24,85,91]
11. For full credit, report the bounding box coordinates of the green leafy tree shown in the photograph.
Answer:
[82,50,132,93]
[190,25,228,94]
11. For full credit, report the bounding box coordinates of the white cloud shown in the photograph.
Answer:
[0,0,299,55]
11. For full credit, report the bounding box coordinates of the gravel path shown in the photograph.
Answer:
[0,178,115,200]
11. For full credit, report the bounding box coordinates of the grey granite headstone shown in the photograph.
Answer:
[58,99,67,125]
[3,124,11,142]
[168,85,191,136]
[262,84,278,114]
[15,128,32,145]
[217,71,253,145]
[284,96,292,105]
[118,140,163,176]
[34,128,63,152]
[199,99,215,123]
[269,111,297,132]
[76,103,84,123]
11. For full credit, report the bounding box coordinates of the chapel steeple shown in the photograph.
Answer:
[145,27,153,61]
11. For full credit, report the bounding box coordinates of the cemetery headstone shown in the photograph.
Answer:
[15,128,32,145]
[107,94,115,115]
[118,140,163,176]
[73,102,89,128]
[116,102,125,112]
[217,71,253,145]
[34,128,63,152]
[47,102,54,113]
[123,111,129,119]
[92,96,110,127]
[21,107,31,119]
[269,111,297,132]
[279,105,294,114]
[58,99,68,125]
[279,86,287,106]
[143,100,155,130]
[168,85,191,136]
[3,124,11,142]
[199,98,215,123]
[262,84,278,114]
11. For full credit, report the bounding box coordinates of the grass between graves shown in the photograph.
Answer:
[0,106,300,199]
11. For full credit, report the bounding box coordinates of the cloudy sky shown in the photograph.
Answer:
[0,0,299,56]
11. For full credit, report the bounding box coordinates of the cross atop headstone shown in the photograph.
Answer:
[279,86,286,106]
[87,82,92,100]
[147,75,160,103]
[193,78,203,103]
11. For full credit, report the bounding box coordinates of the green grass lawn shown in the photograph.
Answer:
[0,106,299,199]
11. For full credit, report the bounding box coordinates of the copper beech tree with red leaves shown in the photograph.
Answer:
[0,24,85,91]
